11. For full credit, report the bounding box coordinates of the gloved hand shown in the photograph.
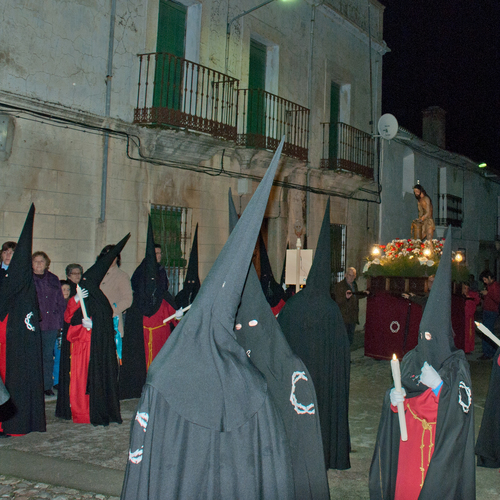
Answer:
[175,308,184,320]
[390,386,406,406]
[75,288,89,304]
[82,317,93,329]
[420,361,442,389]
[282,283,287,292]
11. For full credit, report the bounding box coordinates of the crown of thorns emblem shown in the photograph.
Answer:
[390,321,401,333]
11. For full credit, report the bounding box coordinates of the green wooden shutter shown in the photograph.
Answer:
[247,40,267,144]
[153,0,187,111]
[329,82,340,166]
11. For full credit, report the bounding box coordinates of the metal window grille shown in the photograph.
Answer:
[150,204,192,295]
[436,194,463,228]
[331,223,347,285]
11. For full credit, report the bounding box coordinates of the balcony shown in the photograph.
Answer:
[133,53,309,161]
[320,122,374,180]
[436,193,463,228]
[134,52,239,141]
[236,89,309,161]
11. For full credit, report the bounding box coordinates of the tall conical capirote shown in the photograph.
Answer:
[232,192,331,499]
[7,204,36,296]
[401,226,456,393]
[259,233,285,307]
[175,224,201,308]
[82,233,131,290]
[303,198,331,294]
[228,187,239,234]
[147,138,285,431]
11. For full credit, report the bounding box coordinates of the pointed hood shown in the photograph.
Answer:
[259,234,285,307]
[148,138,285,431]
[303,199,331,294]
[402,226,456,393]
[82,233,131,293]
[7,204,35,296]
[228,187,239,234]
[175,224,200,308]
[131,218,163,316]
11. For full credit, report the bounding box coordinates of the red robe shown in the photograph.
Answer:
[65,297,91,424]
[464,291,480,353]
[143,300,177,370]
[271,299,286,317]
[392,388,440,500]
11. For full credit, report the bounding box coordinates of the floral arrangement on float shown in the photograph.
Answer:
[363,238,469,283]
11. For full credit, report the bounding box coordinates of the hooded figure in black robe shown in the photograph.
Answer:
[57,234,130,425]
[0,204,46,435]
[278,199,351,470]
[229,192,330,499]
[369,227,476,499]
[119,218,176,400]
[175,224,201,309]
[56,280,78,420]
[121,139,296,499]
[475,346,500,468]
[258,233,286,313]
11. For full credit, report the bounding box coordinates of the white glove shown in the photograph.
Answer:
[420,361,442,389]
[175,308,184,320]
[82,317,93,329]
[282,283,287,291]
[74,288,89,304]
[390,386,406,406]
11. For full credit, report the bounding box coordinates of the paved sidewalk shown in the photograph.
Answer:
[0,335,499,499]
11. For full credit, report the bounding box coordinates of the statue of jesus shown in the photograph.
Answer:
[412,184,435,243]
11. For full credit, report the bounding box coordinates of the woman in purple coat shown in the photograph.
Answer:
[32,251,66,396]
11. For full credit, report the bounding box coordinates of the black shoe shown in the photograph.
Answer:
[478,354,493,361]
[44,389,55,396]
[53,384,59,391]
[0,431,10,438]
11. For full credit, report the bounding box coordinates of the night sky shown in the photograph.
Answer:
[380,0,500,171]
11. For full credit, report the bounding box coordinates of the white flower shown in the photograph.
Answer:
[363,262,371,273]
[373,258,381,265]
[426,260,434,267]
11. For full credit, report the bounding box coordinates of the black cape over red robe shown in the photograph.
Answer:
[0,204,46,435]
[229,193,330,499]
[369,227,475,499]
[475,346,500,468]
[278,199,351,470]
[56,234,130,426]
[119,217,176,400]
[121,139,295,499]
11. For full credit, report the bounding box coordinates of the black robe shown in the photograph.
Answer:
[119,218,178,401]
[175,224,201,309]
[278,200,351,470]
[56,235,129,425]
[0,204,46,435]
[369,350,476,499]
[475,346,500,468]
[56,280,76,420]
[121,139,295,499]
[369,227,476,499]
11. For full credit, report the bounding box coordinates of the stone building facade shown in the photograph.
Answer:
[0,0,387,290]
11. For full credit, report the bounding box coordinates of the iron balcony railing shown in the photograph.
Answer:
[134,52,239,141]
[320,122,374,179]
[237,88,309,161]
[436,193,463,228]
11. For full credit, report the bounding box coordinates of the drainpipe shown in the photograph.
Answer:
[100,0,117,223]
[306,2,319,244]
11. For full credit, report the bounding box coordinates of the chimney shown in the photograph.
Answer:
[422,106,446,149]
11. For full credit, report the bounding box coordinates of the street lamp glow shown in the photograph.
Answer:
[478,163,487,168]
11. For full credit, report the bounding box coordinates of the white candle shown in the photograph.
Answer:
[76,284,89,321]
[390,353,408,442]
[163,304,192,324]
[475,321,500,347]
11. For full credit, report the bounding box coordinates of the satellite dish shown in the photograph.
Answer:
[377,113,399,140]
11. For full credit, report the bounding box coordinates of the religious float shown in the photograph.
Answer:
[363,238,471,359]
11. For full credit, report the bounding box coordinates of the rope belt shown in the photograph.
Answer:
[407,401,437,488]
[144,324,165,370]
